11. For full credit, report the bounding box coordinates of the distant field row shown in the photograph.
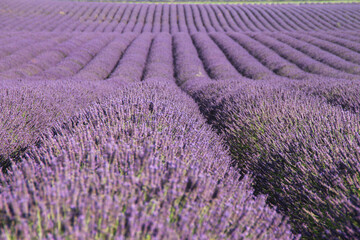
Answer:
[53,0,360,4]
[1,0,360,32]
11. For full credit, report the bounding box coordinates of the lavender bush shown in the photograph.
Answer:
[180,79,360,239]
[0,81,297,240]
[172,30,360,238]
[0,79,124,171]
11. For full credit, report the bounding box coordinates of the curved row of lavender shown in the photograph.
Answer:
[0,33,299,239]
[172,33,360,239]
[1,0,360,33]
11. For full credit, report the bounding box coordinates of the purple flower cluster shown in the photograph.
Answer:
[0,79,121,169]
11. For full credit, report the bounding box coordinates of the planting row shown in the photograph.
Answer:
[172,33,360,239]
[183,78,360,240]
[0,81,299,239]
[1,0,360,32]
[1,31,360,82]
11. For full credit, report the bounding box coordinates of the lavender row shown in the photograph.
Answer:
[0,33,142,81]
[286,78,360,115]
[172,31,360,132]
[189,32,360,82]
[109,33,153,83]
[0,34,54,59]
[191,33,243,80]
[173,33,209,86]
[312,31,360,53]
[171,33,360,238]
[179,77,360,240]
[0,79,297,239]
[2,1,360,33]
[142,33,174,81]
[330,31,360,42]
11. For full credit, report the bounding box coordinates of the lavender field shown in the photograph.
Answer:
[1,0,360,239]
